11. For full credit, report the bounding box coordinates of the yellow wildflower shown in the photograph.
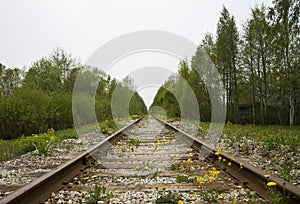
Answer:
[196,176,205,184]
[228,162,232,166]
[209,176,215,182]
[187,158,193,163]
[267,181,277,186]
[218,156,222,161]
[91,175,98,179]
[264,174,270,178]
[83,177,89,180]
[193,193,198,199]
[239,163,243,169]
[157,140,162,145]
[218,195,223,199]
[178,200,184,204]
[144,165,149,170]
[215,151,220,155]
[218,147,222,152]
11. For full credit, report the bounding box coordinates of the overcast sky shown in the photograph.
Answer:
[0,0,272,107]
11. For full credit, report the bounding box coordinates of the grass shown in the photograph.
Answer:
[156,191,183,204]
[88,185,114,204]
[0,119,120,161]
[176,175,194,183]
[127,137,141,147]
[98,120,117,134]
[0,128,79,161]
[199,122,300,152]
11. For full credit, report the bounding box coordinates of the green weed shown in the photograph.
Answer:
[156,191,183,204]
[88,185,114,204]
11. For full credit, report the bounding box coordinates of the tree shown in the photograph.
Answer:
[215,6,240,123]
[268,0,300,125]
[242,5,271,124]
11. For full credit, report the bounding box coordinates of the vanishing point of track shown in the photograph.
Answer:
[1,116,299,203]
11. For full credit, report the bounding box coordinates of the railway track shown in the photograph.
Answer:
[0,116,299,203]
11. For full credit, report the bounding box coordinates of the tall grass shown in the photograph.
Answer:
[199,122,300,152]
[0,128,78,161]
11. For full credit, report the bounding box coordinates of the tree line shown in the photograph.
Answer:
[0,48,147,140]
[151,0,300,125]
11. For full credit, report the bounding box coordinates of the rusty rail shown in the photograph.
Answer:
[152,115,300,204]
[0,118,143,204]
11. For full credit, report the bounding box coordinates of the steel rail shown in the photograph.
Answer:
[0,117,143,204]
[152,115,300,204]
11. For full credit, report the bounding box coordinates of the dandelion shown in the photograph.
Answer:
[83,177,89,180]
[215,151,220,155]
[267,181,277,186]
[50,135,55,141]
[196,176,205,185]
[157,140,162,145]
[193,193,198,199]
[144,165,149,170]
[209,176,215,182]
[91,175,98,179]
[264,174,270,178]
[178,200,184,204]
[218,195,223,199]
[187,158,193,163]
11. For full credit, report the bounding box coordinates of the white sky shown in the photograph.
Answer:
[0,0,272,107]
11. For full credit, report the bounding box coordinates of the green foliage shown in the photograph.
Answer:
[278,161,294,182]
[266,186,289,204]
[98,120,117,134]
[127,137,141,147]
[0,128,77,161]
[151,87,180,118]
[156,192,183,204]
[0,48,147,140]
[199,122,300,152]
[170,163,182,171]
[176,175,194,183]
[88,185,114,204]
[32,136,54,156]
[149,1,300,126]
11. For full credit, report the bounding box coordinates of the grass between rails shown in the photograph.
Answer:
[199,122,300,152]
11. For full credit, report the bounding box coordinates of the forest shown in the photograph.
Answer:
[0,48,147,140]
[151,0,300,125]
